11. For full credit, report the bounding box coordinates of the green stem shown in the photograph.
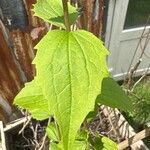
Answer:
[62,0,70,31]
[55,119,61,141]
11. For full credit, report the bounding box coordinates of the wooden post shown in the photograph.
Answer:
[0,121,6,150]
[118,127,150,150]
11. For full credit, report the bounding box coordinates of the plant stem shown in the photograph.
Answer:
[62,0,70,31]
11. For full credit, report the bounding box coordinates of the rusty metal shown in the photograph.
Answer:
[0,0,105,123]
[0,0,48,123]
[77,0,105,37]
[91,0,104,37]
[0,27,23,103]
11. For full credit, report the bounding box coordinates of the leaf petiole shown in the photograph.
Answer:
[62,0,70,31]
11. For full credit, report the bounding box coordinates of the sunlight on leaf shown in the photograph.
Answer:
[33,30,109,150]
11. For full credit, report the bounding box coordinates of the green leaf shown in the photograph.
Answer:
[33,30,109,150]
[33,0,78,28]
[75,130,88,141]
[46,123,59,142]
[73,130,89,150]
[85,98,100,123]
[50,143,61,150]
[90,134,118,150]
[14,78,51,120]
[72,140,87,150]
[97,77,132,111]
[50,140,87,150]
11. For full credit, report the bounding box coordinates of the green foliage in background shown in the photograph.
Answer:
[129,78,150,125]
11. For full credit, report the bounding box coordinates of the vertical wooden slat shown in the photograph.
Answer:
[10,30,34,81]
[77,0,87,29]
[91,0,104,37]
[85,0,95,31]
[0,28,23,103]
[0,121,6,150]
[77,0,104,36]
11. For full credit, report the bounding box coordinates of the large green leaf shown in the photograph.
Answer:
[97,77,132,111]
[33,0,78,28]
[14,78,51,120]
[33,30,109,150]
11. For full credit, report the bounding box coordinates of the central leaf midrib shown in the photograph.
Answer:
[50,33,69,138]
[67,32,74,150]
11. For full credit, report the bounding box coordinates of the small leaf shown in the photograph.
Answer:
[97,77,132,111]
[46,123,59,142]
[85,100,100,123]
[72,140,87,150]
[33,0,78,28]
[75,130,88,141]
[14,78,51,120]
[50,142,61,150]
[73,130,89,150]
[89,134,118,150]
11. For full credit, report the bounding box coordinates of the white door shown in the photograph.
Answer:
[105,0,150,80]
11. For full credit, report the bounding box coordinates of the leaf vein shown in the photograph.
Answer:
[72,33,90,92]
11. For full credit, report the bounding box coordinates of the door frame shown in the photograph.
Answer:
[105,0,150,80]
[105,0,129,74]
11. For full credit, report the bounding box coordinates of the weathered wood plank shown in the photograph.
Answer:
[118,127,150,150]
[0,121,6,150]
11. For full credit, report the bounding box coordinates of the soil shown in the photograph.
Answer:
[6,119,49,150]
[5,107,127,150]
